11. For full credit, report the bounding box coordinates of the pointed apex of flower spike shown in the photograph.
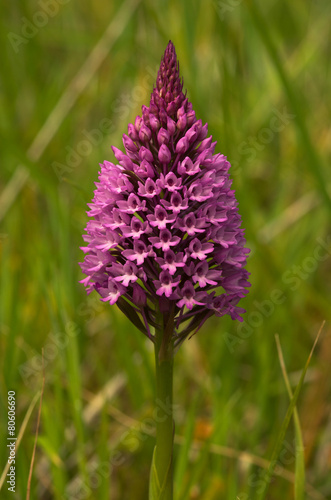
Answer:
[150,41,185,117]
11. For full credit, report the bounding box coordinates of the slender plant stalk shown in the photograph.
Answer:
[152,320,174,500]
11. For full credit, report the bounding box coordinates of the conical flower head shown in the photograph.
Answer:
[80,41,250,346]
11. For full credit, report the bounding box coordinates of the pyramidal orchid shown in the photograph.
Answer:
[80,41,250,499]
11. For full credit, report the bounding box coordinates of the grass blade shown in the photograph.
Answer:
[257,321,324,500]
[275,334,305,500]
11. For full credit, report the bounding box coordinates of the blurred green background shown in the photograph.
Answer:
[0,0,331,499]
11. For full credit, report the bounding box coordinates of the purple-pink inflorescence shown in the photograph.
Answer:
[80,41,250,345]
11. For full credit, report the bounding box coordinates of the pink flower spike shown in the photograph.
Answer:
[79,41,251,341]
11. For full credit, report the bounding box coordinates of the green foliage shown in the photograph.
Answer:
[0,0,330,499]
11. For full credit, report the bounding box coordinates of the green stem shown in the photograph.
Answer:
[153,319,174,500]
